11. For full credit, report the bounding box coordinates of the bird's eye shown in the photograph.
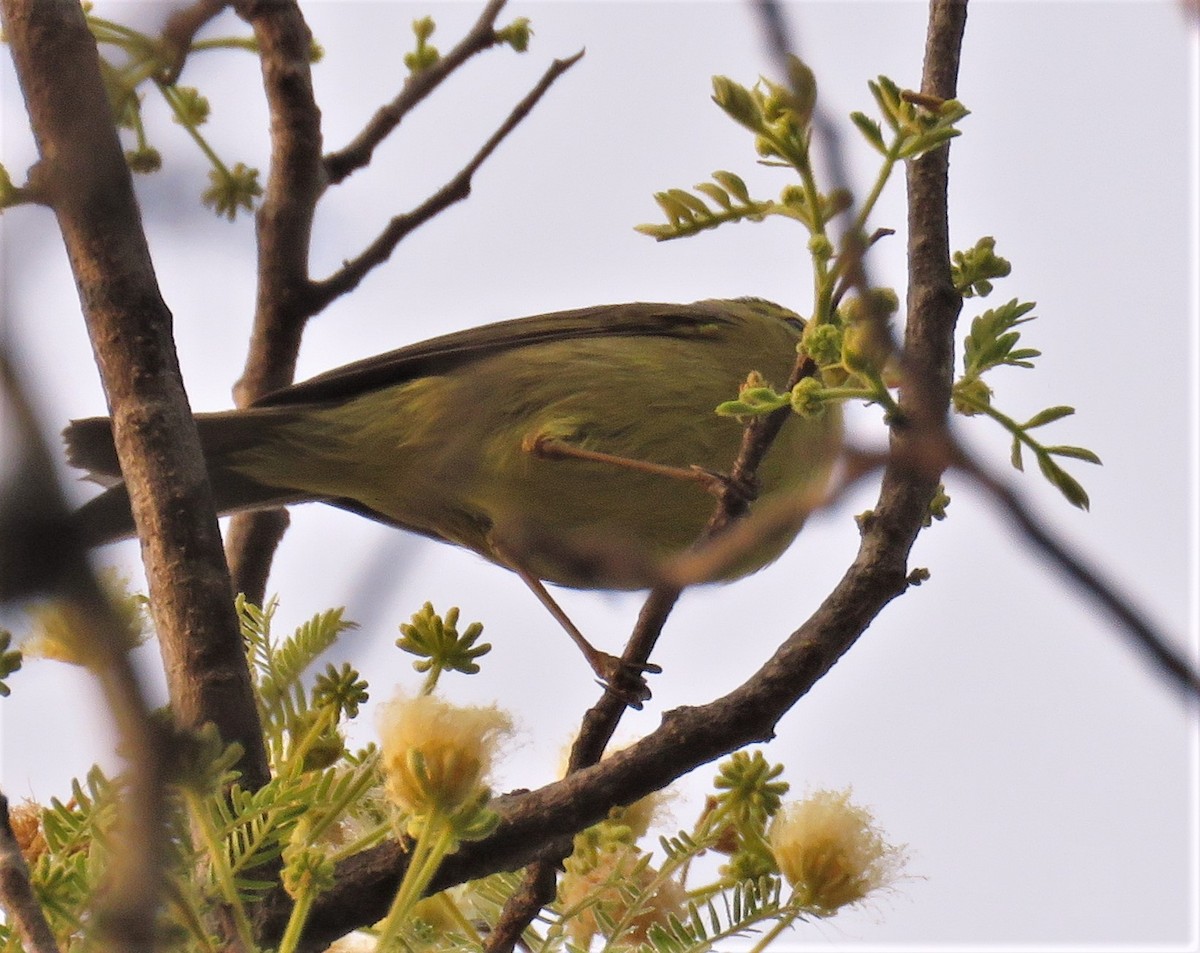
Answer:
[784,317,805,332]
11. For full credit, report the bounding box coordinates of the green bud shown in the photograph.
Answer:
[170,87,210,127]
[867,287,899,315]
[840,322,886,377]
[781,184,807,208]
[952,377,992,415]
[825,188,853,216]
[202,162,262,221]
[837,296,863,324]
[802,322,842,367]
[496,17,532,52]
[711,76,763,132]
[412,16,436,43]
[125,147,162,174]
[789,377,826,418]
[0,164,16,207]
[925,483,950,525]
[405,16,440,72]
[807,233,834,261]
[404,46,440,72]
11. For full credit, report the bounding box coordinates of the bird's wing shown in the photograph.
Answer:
[253,301,739,408]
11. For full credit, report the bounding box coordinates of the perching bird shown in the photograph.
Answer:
[65,298,841,687]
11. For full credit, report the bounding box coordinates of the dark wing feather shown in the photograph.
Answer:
[253,301,737,408]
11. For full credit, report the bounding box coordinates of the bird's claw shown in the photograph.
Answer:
[592,652,661,709]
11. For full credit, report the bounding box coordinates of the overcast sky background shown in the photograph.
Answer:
[2,2,1197,949]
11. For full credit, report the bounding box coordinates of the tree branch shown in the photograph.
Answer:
[954,445,1200,696]
[322,0,509,185]
[223,0,323,601]
[1,0,269,790]
[160,0,231,83]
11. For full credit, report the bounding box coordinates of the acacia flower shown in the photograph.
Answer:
[559,844,686,948]
[768,788,906,916]
[378,692,512,822]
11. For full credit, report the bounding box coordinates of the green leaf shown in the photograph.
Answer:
[694,181,733,210]
[850,111,886,153]
[1010,437,1024,472]
[712,170,751,204]
[653,191,697,226]
[897,126,960,159]
[666,188,713,218]
[1037,454,1091,510]
[711,75,763,132]
[1044,445,1103,465]
[1023,405,1075,429]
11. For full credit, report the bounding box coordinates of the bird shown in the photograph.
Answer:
[65,298,842,691]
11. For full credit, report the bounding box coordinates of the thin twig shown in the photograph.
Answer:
[0,794,60,953]
[224,506,290,607]
[323,0,510,184]
[231,0,324,407]
[308,49,585,311]
[160,0,230,83]
[954,445,1200,697]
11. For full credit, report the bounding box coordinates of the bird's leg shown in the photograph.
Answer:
[525,434,755,503]
[501,551,659,707]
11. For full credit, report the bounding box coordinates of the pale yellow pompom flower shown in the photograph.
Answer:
[768,789,906,916]
[378,692,513,819]
[559,844,686,948]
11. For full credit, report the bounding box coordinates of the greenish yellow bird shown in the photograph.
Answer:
[66,298,841,685]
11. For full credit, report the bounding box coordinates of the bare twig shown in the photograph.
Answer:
[1,793,60,953]
[1,0,269,790]
[309,49,585,311]
[224,506,290,607]
[231,0,324,407]
[954,445,1200,697]
[323,0,509,184]
[160,0,230,83]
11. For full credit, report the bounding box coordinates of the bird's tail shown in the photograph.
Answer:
[64,409,306,546]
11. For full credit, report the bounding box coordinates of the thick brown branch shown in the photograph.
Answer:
[322,0,510,184]
[1,0,269,790]
[308,49,585,312]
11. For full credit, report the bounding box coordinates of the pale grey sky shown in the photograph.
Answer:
[2,2,1197,948]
